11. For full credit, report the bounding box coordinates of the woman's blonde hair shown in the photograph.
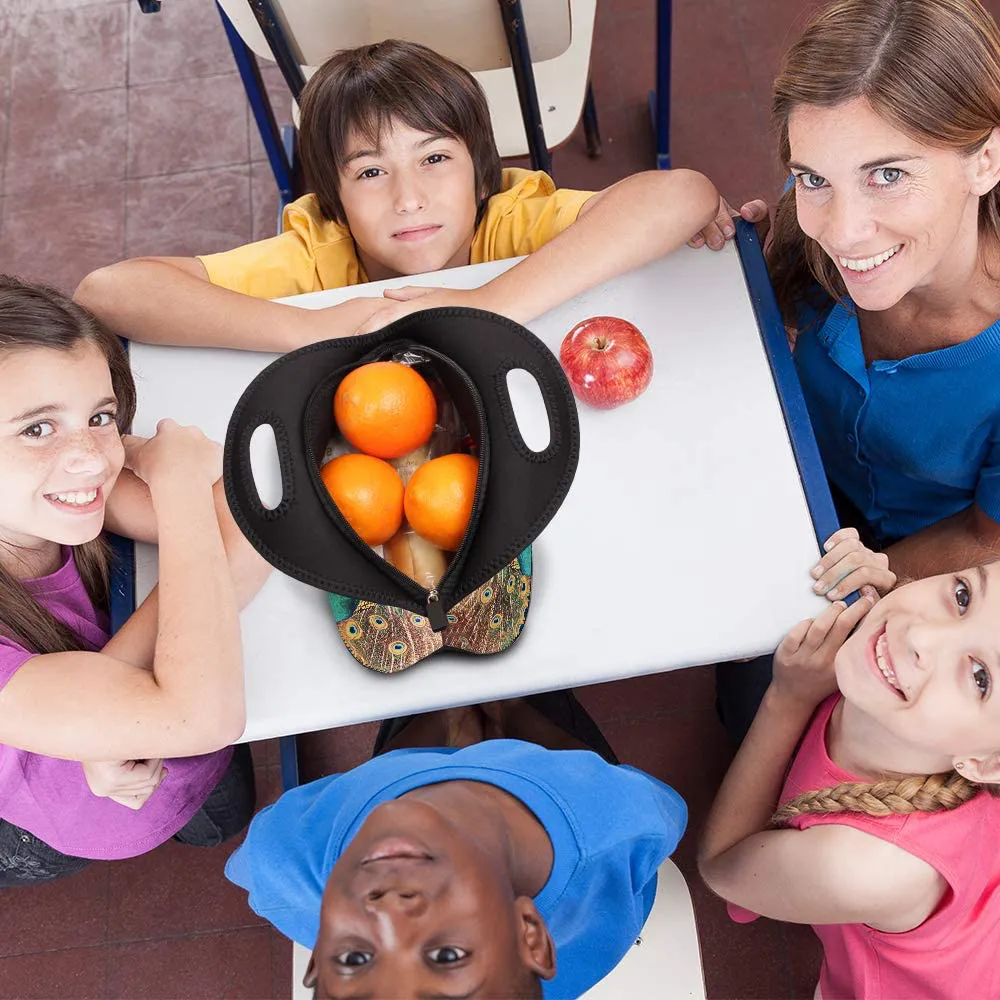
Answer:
[767,0,1000,328]
[773,770,1000,823]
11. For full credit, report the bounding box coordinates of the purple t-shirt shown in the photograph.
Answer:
[0,550,233,860]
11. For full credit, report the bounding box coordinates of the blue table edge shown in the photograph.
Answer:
[733,219,841,550]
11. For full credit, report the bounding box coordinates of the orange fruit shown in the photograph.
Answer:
[404,453,479,552]
[334,362,437,460]
[320,453,404,547]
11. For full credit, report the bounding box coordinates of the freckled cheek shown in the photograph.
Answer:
[106,436,126,476]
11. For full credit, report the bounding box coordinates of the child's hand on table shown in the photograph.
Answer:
[353,286,482,335]
[811,527,896,603]
[689,196,769,250]
[122,419,222,494]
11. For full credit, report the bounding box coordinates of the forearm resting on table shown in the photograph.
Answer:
[475,169,720,325]
[150,486,243,729]
[698,687,814,890]
[885,504,1000,584]
[74,257,329,352]
[103,478,271,671]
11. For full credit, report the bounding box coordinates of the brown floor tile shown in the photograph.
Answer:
[254,762,284,813]
[251,157,281,242]
[670,89,782,205]
[670,0,753,106]
[12,3,127,97]
[603,708,733,817]
[576,663,717,724]
[0,862,107,958]
[106,926,273,1000]
[695,878,808,1000]
[734,0,830,117]
[0,180,125,293]
[588,5,639,113]
[0,945,107,1000]
[30,0,129,10]
[106,836,263,943]
[271,927,294,1000]
[784,921,825,999]
[127,73,249,179]
[128,0,234,88]
[249,64,296,164]
[250,737,280,767]
[4,86,127,195]
[297,721,381,782]
[0,19,11,191]
[124,164,252,258]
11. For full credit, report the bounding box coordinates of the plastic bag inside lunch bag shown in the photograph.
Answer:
[223,307,580,675]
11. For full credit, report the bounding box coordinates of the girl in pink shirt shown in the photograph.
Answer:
[0,276,270,883]
[699,542,1000,999]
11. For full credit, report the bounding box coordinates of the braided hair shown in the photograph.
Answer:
[772,771,1000,824]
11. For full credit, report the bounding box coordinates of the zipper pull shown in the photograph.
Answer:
[426,589,448,632]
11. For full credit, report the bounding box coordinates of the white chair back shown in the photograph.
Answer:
[216,0,597,157]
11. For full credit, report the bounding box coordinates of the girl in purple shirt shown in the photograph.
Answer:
[0,276,270,884]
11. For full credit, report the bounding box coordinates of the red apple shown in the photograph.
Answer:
[559,316,653,409]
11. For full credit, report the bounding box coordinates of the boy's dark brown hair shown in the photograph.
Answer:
[298,39,504,225]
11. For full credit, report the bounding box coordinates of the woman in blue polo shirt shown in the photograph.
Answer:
[699,0,1000,739]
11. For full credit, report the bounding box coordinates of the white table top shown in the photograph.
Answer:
[128,246,827,742]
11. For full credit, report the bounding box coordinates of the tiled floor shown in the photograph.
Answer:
[4,0,981,996]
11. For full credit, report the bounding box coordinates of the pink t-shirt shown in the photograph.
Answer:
[732,696,1000,999]
[0,550,233,860]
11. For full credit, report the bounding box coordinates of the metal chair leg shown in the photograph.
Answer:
[582,81,602,158]
[217,2,299,207]
[497,0,553,176]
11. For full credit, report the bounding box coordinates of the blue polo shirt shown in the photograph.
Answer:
[794,300,1000,544]
[225,740,687,999]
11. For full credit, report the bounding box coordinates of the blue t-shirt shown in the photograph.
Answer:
[226,739,687,999]
[794,300,1000,544]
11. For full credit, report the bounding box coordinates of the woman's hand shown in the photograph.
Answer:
[811,527,896,602]
[773,595,874,708]
[689,197,769,250]
[121,419,222,495]
[82,758,166,810]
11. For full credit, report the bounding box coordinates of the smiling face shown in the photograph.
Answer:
[835,561,1000,768]
[306,796,551,999]
[0,343,124,561]
[337,120,480,282]
[788,98,1000,312]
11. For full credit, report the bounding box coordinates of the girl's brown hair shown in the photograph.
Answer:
[767,0,1000,328]
[0,275,136,654]
[773,770,1000,823]
[298,39,503,226]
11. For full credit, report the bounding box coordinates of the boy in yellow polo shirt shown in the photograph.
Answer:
[76,40,719,352]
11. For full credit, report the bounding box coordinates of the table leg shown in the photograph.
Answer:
[279,735,301,791]
[653,0,672,169]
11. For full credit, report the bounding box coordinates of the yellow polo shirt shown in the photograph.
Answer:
[199,168,595,299]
